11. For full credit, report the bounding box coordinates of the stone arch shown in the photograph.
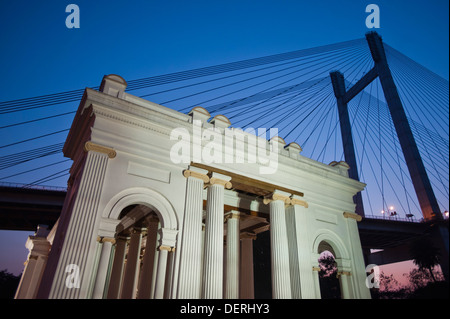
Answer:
[311,229,349,259]
[102,187,178,230]
[312,229,354,299]
[101,187,178,299]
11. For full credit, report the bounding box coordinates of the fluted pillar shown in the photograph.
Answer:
[225,211,240,299]
[177,167,209,298]
[47,142,115,299]
[137,216,159,299]
[240,232,256,299]
[264,190,292,299]
[343,212,372,299]
[121,227,143,299]
[154,246,170,299]
[106,236,127,299]
[286,194,314,299]
[92,237,115,299]
[15,226,51,299]
[339,272,352,299]
[285,204,301,299]
[336,266,353,299]
[154,227,178,299]
[202,172,232,299]
[312,258,322,299]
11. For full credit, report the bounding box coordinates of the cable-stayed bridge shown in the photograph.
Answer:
[0,32,448,276]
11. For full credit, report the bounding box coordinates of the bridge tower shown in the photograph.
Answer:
[330,31,443,222]
[330,31,448,281]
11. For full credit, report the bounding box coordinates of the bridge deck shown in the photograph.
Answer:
[1,186,443,252]
[0,185,66,231]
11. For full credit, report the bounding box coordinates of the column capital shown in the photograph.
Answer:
[183,168,210,183]
[343,211,362,222]
[158,245,175,252]
[159,228,178,248]
[337,271,352,278]
[96,236,116,244]
[289,194,308,208]
[224,210,240,222]
[263,190,291,205]
[207,172,232,189]
[84,141,116,158]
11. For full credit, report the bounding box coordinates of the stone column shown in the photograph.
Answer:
[312,257,322,299]
[154,228,178,299]
[336,261,353,299]
[137,216,159,299]
[121,227,143,299]
[202,172,232,299]
[106,236,127,299]
[225,211,240,299]
[263,190,292,299]
[48,142,115,299]
[343,212,372,299]
[164,247,176,299]
[177,167,209,298]
[286,195,315,299]
[240,232,256,299]
[92,237,115,299]
[285,204,300,299]
[15,225,51,299]
[154,246,170,299]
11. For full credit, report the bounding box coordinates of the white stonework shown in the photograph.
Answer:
[17,74,371,299]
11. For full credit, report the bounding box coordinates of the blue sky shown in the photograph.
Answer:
[0,0,448,103]
[0,0,448,276]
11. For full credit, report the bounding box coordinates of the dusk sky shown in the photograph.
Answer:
[0,0,448,286]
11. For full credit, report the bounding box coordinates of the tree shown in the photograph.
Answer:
[318,252,341,299]
[409,237,441,283]
[318,253,337,278]
[0,269,21,299]
[406,267,443,289]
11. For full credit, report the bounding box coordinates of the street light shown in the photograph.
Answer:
[388,205,397,217]
[444,211,449,219]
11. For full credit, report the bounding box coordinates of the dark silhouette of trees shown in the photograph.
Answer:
[409,236,440,283]
[0,269,21,299]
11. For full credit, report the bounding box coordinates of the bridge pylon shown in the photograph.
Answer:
[330,31,443,222]
[331,31,448,281]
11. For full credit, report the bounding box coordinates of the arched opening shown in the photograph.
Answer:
[99,188,178,299]
[317,241,341,299]
[105,204,167,299]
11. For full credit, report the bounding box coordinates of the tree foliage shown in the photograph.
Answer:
[0,269,21,299]
[409,236,441,282]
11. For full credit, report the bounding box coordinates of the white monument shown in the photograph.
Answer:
[16,74,371,299]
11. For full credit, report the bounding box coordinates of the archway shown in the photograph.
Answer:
[317,242,341,299]
[105,204,163,299]
[312,230,352,299]
[101,188,179,299]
